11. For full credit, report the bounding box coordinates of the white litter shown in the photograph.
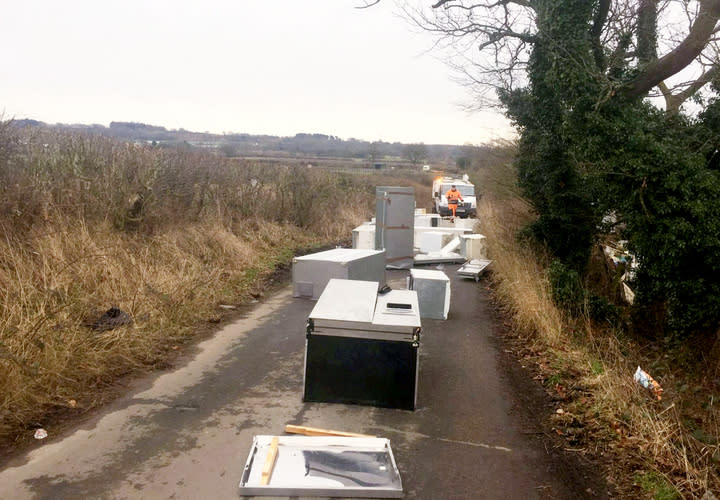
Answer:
[634,366,663,400]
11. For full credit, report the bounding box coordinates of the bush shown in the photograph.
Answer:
[586,103,720,338]
[0,124,377,238]
[548,259,585,313]
[587,294,619,326]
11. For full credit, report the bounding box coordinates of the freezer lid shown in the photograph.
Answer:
[309,279,378,323]
[373,290,421,328]
[409,268,450,282]
[238,436,403,498]
[294,248,384,263]
[310,317,420,335]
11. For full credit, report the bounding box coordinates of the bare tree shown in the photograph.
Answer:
[404,142,428,165]
[384,0,720,110]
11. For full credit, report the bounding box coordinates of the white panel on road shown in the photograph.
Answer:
[239,435,403,498]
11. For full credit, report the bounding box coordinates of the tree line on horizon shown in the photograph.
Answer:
[10,119,485,166]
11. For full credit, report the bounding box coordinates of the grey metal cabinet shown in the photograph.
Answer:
[409,268,451,320]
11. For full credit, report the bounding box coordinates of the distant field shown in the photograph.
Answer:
[233,153,446,172]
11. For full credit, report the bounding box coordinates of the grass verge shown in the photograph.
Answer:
[474,143,720,498]
[0,218,325,453]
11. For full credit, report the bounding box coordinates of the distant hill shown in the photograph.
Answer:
[10,119,491,167]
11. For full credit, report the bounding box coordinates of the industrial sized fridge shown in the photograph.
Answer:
[303,279,421,410]
[375,186,415,269]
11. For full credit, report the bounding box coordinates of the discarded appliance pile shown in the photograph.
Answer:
[353,186,492,276]
[240,186,492,497]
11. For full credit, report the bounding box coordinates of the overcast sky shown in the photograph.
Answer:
[1,1,513,145]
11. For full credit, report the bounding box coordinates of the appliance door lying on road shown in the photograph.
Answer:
[238,435,403,498]
[303,279,421,410]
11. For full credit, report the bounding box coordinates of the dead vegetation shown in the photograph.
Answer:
[0,122,427,456]
[475,143,720,498]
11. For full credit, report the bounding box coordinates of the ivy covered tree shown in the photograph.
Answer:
[370,0,720,337]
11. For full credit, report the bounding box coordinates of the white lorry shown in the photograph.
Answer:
[432,176,477,218]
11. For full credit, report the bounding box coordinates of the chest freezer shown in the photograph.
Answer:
[417,231,455,253]
[292,248,386,300]
[438,217,478,230]
[413,226,471,252]
[303,279,421,410]
[409,268,451,320]
[414,213,440,227]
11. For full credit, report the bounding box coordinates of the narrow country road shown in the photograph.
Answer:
[0,266,608,499]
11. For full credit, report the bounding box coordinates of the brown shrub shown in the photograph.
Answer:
[0,123,378,449]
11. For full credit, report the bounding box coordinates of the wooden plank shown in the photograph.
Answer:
[284,424,375,438]
[259,437,279,486]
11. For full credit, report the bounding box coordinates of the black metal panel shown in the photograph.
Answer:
[303,334,417,410]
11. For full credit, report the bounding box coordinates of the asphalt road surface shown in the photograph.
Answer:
[0,266,607,499]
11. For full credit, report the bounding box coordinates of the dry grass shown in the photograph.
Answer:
[478,197,568,349]
[0,216,318,438]
[473,142,572,351]
[474,142,720,498]
[0,123,391,452]
[588,332,720,498]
